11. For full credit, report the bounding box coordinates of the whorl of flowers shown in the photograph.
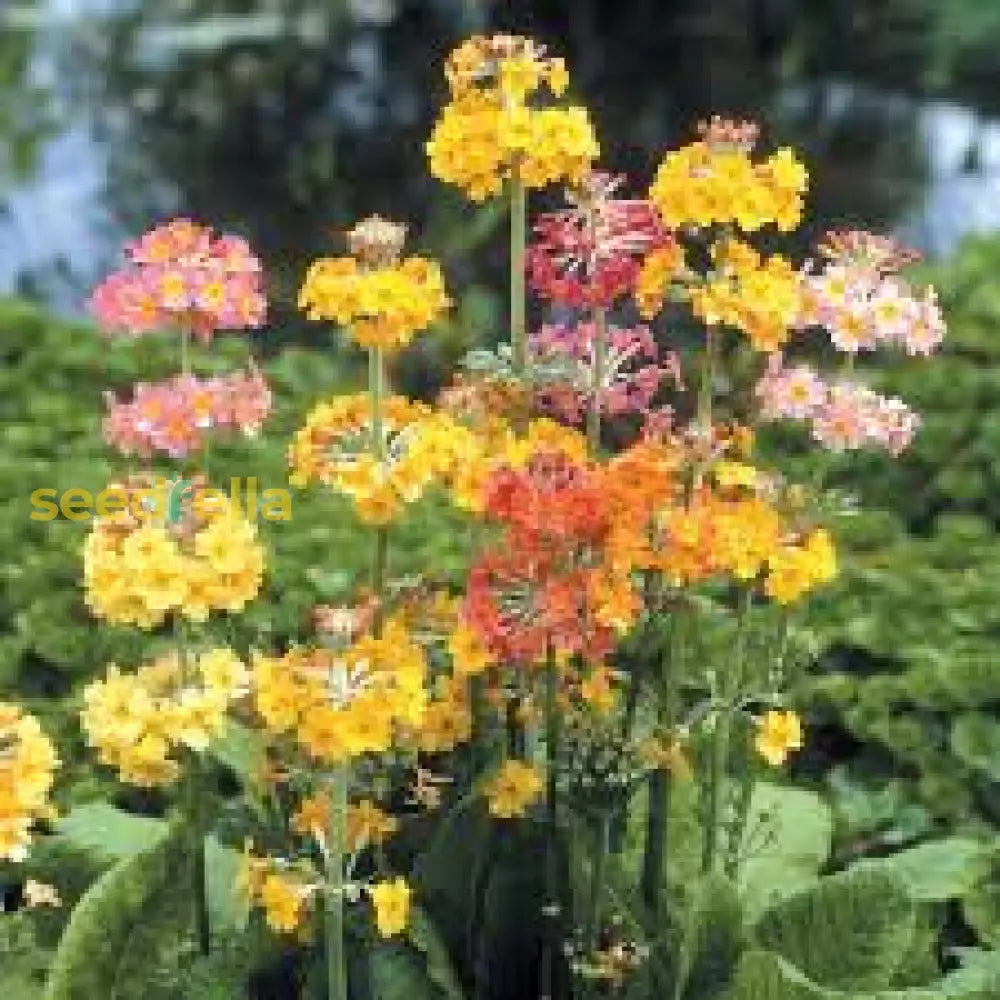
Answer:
[0,704,59,862]
[426,35,599,199]
[288,393,475,524]
[81,648,249,787]
[298,217,450,352]
[251,618,427,764]
[83,478,265,628]
[649,117,808,233]
[483,759,544,819]
[102,367,272,459]
[756,358,921,456]
[88,218,266,340]
[526,171,670,309]
[531,322,682,424]
[801,230,946,356]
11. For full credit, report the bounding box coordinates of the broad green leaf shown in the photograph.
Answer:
[739,783,832,921]
[54,803,167,862]
[754,866,915,991]
[952,715,1000,781]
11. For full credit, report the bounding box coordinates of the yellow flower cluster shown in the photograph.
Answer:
[289,393,476,524]
[427,35,598,200]
[764,528,837,604]
[635,243,686,320]
[298,255,449,352]
[83,495,264,628]
[690,240,802,352]
[447,622,495,675]
[483,759,543,819]
[252,619,427,763]
[81,648,249,787]
[0,704,59,862]
[755,709,804,766]
[649,121,807,232]
[410,675,472,753]
[292,795,399,852]
[449,417,588,513]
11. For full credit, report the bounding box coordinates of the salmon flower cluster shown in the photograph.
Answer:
[102,367,272,458]
[298,217,449,352]
[88,218,266,340]
[426,34,599,199]
[0,704,59,862]
[81,648,249,787]
[83,481,264,627]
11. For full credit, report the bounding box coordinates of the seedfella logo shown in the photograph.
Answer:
[29,478,292,522]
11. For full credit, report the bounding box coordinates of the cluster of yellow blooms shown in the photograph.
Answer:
[648,117,807,233]
[243,851,411,938]
[291,795,399,852]
[689,240,803,352]
[411,675,473,753]
[81,648,249,787]
[0,703,59,862]
[288,393,474,524]
[635,243,687,320]
[252,619,427,763]
[298,251,449,353]
[483,759,544,819]
[83,490,264,628]
[426,34,598,199]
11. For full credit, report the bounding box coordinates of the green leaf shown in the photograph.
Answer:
[753,866,915,991]
[678,874,745,1000]
[952,715,1000,781]
[54,803,167,862]
[43,821,193,1000]
[963,883,1000,949]
[407,907,466,1000]
[739,783,832,921]
[370,937,454,1000]
[849,838,997,902]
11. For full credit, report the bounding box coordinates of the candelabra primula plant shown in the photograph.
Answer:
[18,31,973,1000]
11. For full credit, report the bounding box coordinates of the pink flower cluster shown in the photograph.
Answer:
[756,358,919,456]
[103,368,272,459]
[526,171,668,308]
[800,230,945,356]
[531,322,681,424]
[89,218,266,340]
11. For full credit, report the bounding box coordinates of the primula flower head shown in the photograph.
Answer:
[755,709,804,766]
[89,218,266,340]
[483,759,543,819]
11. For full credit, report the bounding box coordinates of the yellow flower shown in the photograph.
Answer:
[755,709,804,766]
[370,877,411,938]
[448,623,494,676]
[259,873,307,934]
[483,760,543,819]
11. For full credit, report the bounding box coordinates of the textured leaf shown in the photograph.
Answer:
[677,874,745,1000]
[952,715,1000,781]
[739,783,832,921]
[54,803,166,862]
[407,906,466,1000]
[754,866,915,991]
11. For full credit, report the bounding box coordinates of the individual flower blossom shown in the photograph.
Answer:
[755,709,804,766]
[88,218,266,340]
[649,118,808,233]
[298,217,450,352]
[83,479,265,628]
[426,35,598,200]
[799,230,945,356]
[764,528,838,605]
[291,795,398,853]
[447,622,496,676]
[526,171,669,309]
[81,648,249,787]
[102,367,272,459]
[483,760,543,819]
[251,618,427,765]
[530,322,682,425]
[579,664,617,713]
[288,393,476,525]
[754,356,826,421]
[369,877,411,938]
[635,242,687,319]
[689,239,802,352]
[0,704,59,862]
[410,675,473,754]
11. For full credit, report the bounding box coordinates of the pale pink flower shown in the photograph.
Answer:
[755,356,826,420]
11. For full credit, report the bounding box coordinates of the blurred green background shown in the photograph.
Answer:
[3,0,1000,870]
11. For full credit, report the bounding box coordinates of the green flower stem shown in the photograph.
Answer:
[180,324,190,376]
[369,345,388,635]
[540,647,562,1000]
[724,590,754,878]
[585,813,611,951]
[587,307,607,454]
[698,325,716,432]
[326,762,349,1000]
[510,173,528,379]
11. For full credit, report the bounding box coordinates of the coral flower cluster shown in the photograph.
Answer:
[83,482,264,627]
[0,704,59,862]
[426,34,599,199]
[81,648,249,787]
[89,218,266,339]
[102,367,272,458]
